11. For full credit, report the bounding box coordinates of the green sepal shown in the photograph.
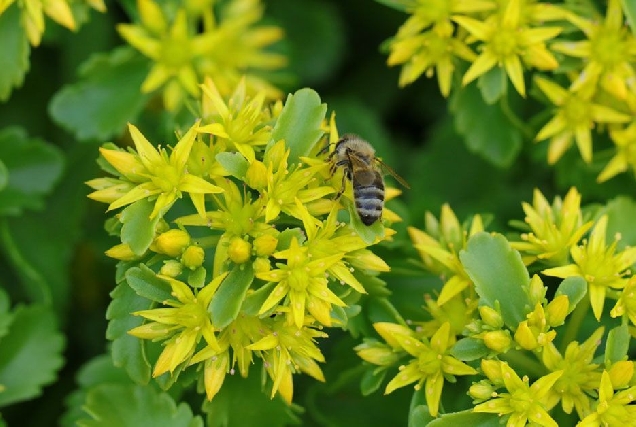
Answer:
[120,199,160,256]
[605,324,630,365]
[460,232,530,328]
[209,263,255,329]
[360,367,387,396]
[49,46,150,141]
[105,282,152,384]
[215,152,248,180]
[555,276,587,315]
[76,384,203,427]
[0,4,29,102]
[125,265,173,303]
[0,304,65,407]
[450,337,489,362]
[270,88,327,164]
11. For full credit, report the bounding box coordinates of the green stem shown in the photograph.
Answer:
[499,95,534,140]
[500,348,547,377]
[559,293,590,354]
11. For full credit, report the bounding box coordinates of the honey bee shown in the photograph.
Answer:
[324,134,409,225]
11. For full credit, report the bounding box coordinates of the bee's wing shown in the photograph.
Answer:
[375,158,410,189]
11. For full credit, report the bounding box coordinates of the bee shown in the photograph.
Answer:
[323,134,409,226]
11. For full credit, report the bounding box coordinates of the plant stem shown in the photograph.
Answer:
[559,293,590,354]
[500,95,534,140]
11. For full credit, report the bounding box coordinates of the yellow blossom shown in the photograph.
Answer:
[0,0,77,46]
[578,370,636,426]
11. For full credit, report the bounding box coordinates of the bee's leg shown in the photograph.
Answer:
[334,169,350,200]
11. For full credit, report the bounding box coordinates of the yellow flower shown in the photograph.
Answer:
[128,272,228,377]
[578,370,636,427]
[611,276,636,327]
[599,119,636,182]
[533,76,631,164]
[94,121,223,219]
[474,360,563,427]
[551,0,636,100]
[378,322,477,417]
[543,215,636,320]
[454,0,562,97]
[0,0,77,46]
[541,328,604,418]
[510,187,593,266]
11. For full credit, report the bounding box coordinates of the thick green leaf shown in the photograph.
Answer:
[478,67,507,105]
[622,0,636,35]
[450,81,522,168]
[209,263,254,328]
[126,265,173,303]
[241,281,277,316]
[605,324,630,365]
[0,127,64,215]
[120,199,160,256]
[270,88,327,163]
[0,305,65,406]
[49,46,150,141]
[427,410,500,427]
[374,0,417,11]
[0,288,13,340]
[77,384,203,427]
[276,227,306,250]
[460,232,530,328]
[346,197,385,244]
[409,405,435,427]
[360,368,386,396]
[555,276,587,315]
[203,365,301,427]
[0,159,7,191]
[599,196,636,250]
[105,282,152,384]
[215,152,248,180]
[0,4,29,101]
[450,337,489,361]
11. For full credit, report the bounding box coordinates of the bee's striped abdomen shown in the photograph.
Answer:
[353,172,385,225]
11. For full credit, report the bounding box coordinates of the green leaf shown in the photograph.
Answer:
[77,384,203,427]
[360,368,386,396]
[0,159,7,191]
[622,0,636,36]
[605,324,630,365]
[241,281,277,316]
[374,0,417,12]
[0,288,13,340]
[276,228,306,250]
[188,266,206,288]
[105,282,152,384]
[215,152,248,180]
[203,365,301,427]
[270,88,327,163]
[209,263,254,329]
[478,67,507,105]
[49,46,150,141]
[599,196,636,250]
[450,81,522,168]
[409,405,435,427]
[0,4,29,101]
[120,199,160,256]
[427,410,500,427]
[555,276,587,315]
[0,304,65,406]
[0,127,64,216]
[460,232,530,328]
[450,337,489,361]
[126,265,173,303]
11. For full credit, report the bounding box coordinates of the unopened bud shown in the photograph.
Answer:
[253,234,278,257]
[181,245,204,269]
[160,260,183,277]
[105,243,138,261]
[245,160,268,190]
[528,274,546,305]
[514,321,538,351]
[482,330,511,353]
[469,381,495,401]
[480,359,503,384]
[228,237,252,264]
[355,342,399,366]
[608,361,634,389]
[479,306,504,329]
[253,257,271,274]
[546,295,569,327]
[154,229,190,257]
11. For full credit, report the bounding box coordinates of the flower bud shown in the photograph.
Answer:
[245,160,268,190]
[514,320,538,351]
[608,361,634,389]
[479,306,504,329]
[480,359,503,384]
[253,234,278,257]
[469,381,496,401]
[528,274,546,305]
[355,342,399,366]
[482,330,512,353]
[181,245,205,269]
[253,257,271,274]
[154,229,190,257]
[160,260,183,277]
[105,243,138,261]
[228,236,252,264]
[546,295,569,327]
